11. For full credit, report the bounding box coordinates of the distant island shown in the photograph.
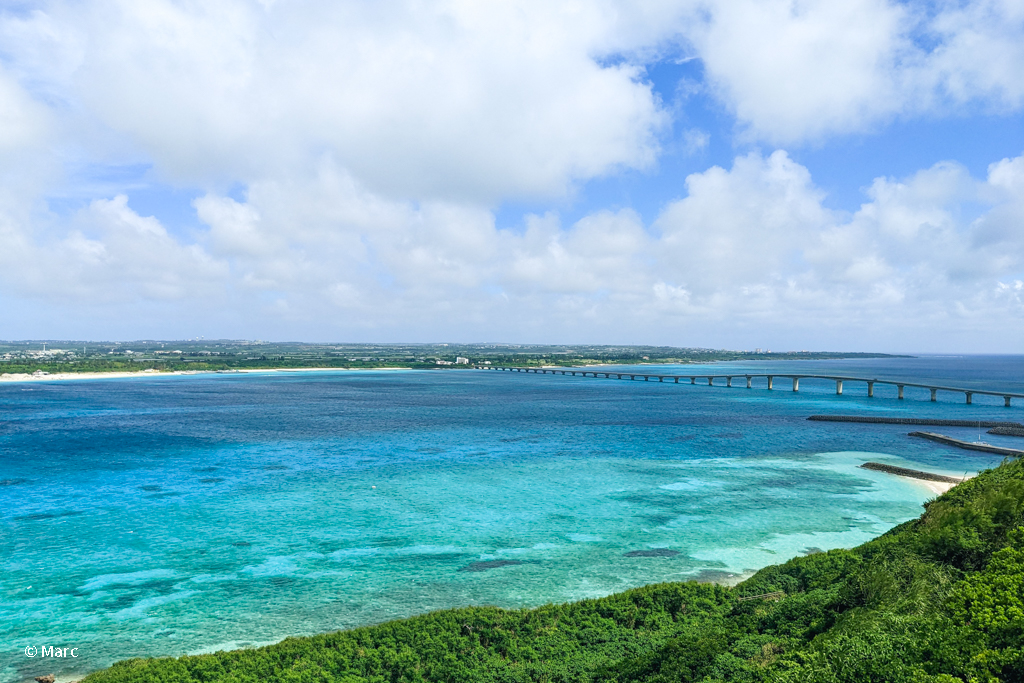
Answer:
[0,340,905,376]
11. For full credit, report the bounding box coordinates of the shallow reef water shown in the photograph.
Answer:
[2,356,1022,681]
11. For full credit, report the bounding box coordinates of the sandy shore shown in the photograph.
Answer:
[0,367,413,383]
[909,476,972,496]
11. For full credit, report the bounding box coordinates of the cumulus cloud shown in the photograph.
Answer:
[4,195,227,303]
[654,150,833,296]
[3,1,1023,166]
[183,150,1024,346]
[1,0,670,202]
[683,0,1024,142]
[0,1,1022,348]
[3,144,1023,348]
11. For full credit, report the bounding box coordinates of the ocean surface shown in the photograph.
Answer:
[2,355,1023,681]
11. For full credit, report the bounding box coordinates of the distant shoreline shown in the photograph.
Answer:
[1,356,906,383]
[0,367,415,383]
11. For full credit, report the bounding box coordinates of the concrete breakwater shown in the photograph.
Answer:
[808,415,1024,428]
[988,426,1024,437]
[908,432,1024,457]
[860,462,964,483]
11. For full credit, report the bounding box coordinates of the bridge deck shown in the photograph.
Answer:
[478,366,1024,404]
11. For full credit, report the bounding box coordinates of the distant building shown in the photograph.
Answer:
[456,357,469,364]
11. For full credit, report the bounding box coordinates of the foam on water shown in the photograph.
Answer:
[2,356,1022,681]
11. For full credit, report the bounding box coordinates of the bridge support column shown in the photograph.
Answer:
[674,377,679,383]
[691,377,696,384]
[897,385,904,400]
[867,382,874,397]
[966,392,973,405]
[767,376,773,390]
[708,377,714,386]
[930,389,937,402]
[746,376,752,388]
[836,380,843,395]
[1006,396,1012,407]
[792,378,799,392]
[727,377,733,387]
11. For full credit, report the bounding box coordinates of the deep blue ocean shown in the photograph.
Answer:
[3,356,1023,682]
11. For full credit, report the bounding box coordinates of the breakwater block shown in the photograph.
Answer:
[988,426,1024,437]
[860,462,963,483]
[809,415,1024,428]
[908,432,1024,457]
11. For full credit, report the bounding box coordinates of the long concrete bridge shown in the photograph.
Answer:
[477,365,1024,407]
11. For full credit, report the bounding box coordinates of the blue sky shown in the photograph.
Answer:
[1,0,1023,351]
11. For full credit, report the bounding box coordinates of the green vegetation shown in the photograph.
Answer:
[0,340,901,375]
[84,459,1024,683]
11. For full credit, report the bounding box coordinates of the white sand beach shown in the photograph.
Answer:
[911,476,972,496]
[0,367,413,383]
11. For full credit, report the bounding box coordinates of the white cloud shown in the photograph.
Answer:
[2,0,1022,173]
[681,0,1024,143]
[3,0,670,203]
[2,147,1023,349]
[180,150,1024,347]
[655,150,832,295]
[4,195,227,303]
[0,1,1022,348]
[927,0,1024,109]
[687,0,914,142]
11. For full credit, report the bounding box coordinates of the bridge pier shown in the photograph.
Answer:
[493,366,1023,406]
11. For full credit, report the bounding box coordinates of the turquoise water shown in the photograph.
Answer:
[2,356,1022,682]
